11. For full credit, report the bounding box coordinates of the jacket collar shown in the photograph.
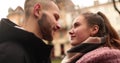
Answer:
[0,18,53,59]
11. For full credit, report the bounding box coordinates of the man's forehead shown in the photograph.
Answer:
[49,1,59,12]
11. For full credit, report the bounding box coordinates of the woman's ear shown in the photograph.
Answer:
[90,25,99,36]
[33,3,42,18]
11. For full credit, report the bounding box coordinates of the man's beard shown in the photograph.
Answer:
[38,13,53,42]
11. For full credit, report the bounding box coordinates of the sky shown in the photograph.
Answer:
[0,0,109,20]
[0,0,25,20]
[71,0,94,8]
[71,0,108,8]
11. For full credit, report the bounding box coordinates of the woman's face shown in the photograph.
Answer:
[69,15,92,46]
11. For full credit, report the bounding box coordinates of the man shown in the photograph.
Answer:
[0,0,60,63]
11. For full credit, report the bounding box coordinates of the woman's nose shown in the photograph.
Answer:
[69,29,74,35]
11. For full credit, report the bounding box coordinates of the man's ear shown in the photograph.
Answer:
[90,25,99,36]
[33,3,42,18]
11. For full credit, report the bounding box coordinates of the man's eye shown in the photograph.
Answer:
[54,14,59,21]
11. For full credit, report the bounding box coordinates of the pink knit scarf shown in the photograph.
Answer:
[61,37,106,63]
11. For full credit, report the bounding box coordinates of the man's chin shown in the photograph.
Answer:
[43,36,53,42]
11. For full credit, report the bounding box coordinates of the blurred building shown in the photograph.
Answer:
[7,6,24,26]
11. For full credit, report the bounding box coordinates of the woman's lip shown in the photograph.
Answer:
[71,35,76,37]
[70,36,76,40]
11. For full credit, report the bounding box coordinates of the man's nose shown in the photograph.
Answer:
[53,23,61,31]
[56,23,61,30]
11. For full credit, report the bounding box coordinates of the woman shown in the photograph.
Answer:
[61,11,120,63]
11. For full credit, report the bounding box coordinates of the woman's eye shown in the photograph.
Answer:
[74,23,80,28]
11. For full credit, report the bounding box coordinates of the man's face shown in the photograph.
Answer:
[38,2,60,42]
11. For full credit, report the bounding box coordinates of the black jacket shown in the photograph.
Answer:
[0,18,53,63]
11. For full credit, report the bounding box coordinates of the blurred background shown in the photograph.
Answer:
[0,0,120,63]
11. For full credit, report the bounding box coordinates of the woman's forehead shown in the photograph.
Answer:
[73,15,85,23]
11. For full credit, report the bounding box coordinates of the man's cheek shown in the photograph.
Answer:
[37,13,53,41]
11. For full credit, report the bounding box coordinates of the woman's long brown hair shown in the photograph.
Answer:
[82,11,120,49]
[97,11,120,49]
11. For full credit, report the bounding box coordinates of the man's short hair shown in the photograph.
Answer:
[24,0,55,17]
